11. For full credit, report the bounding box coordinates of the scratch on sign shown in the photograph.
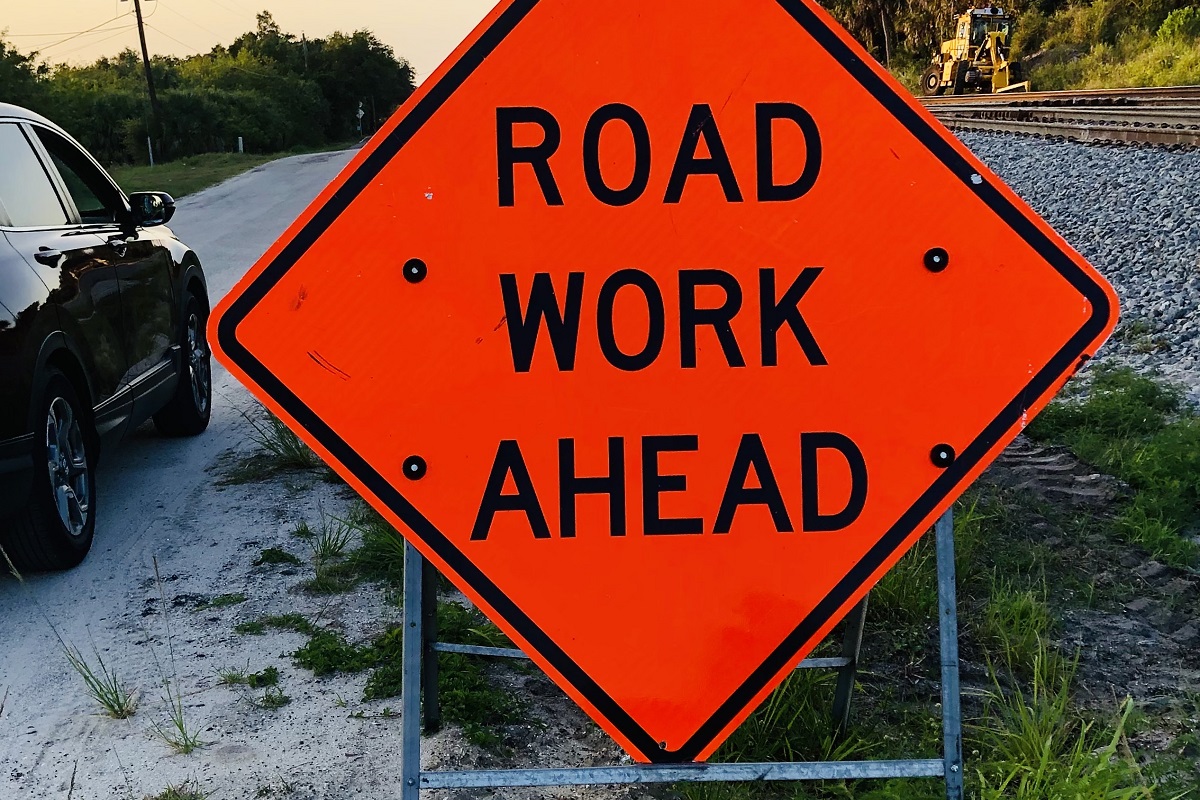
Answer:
[308,351,351,381]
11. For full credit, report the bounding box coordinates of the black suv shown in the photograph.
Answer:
[0,103,211,571]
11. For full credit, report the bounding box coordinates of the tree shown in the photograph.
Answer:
[0,37,48,108]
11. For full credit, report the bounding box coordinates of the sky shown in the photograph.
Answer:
[0,0,498,82]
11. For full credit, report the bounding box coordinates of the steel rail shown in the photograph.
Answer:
[920,85,1200,145]
[921,85,1200,107]
[929,104,1200,124]
[932,114,1200,146]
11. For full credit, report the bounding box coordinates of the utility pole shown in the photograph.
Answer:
[128,0,163,156]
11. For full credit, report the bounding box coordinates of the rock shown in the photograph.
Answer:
[1135,561,1171,583]
[1169,623,1200,647]
[1125,597,1154,615]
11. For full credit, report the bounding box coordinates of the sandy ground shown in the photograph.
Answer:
[0,150,446,799]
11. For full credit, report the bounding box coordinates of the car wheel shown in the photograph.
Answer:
[154,293,212,437]
[0,369,96,572]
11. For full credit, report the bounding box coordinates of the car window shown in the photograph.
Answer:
[0,123,68,228]
[34,128,123,225]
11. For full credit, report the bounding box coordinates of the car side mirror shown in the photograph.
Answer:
[128,191,176,227]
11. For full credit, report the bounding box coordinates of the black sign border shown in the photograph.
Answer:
[217,0,1113,764]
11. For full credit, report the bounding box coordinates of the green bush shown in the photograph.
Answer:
[1158,5,1200,39]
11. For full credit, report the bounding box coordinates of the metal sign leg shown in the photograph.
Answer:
[832,593,869,737]
[397,515,964,798]
[401,540,425,800]
[421,557,441,733]
[935,509,964,800]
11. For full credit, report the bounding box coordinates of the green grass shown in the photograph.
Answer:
[108,143,349,199]
[303,514,359,594]
[1027,367,1199,567]
[254,686,291,709]
[247,666,279,688]
[109,153,278,199]
[347,503,408,585]
[973,648,1149,800]
[61,638,138,719]
[678,641,1150,800]
[293,629,377,676]
[254,548,302,567]
[219,410,324,485]
[261,614,320,636]
[246,412,323,471]
[247,598,522,748]
[197,592,247,610]
[674,471,1176,800]
[885,2,1200,93]
[144,783,208,800]
[428,602,525,748]
[978,584,1054,676]
[234,620,266,636]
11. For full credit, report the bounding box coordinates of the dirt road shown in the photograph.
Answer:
[0,150,405,800]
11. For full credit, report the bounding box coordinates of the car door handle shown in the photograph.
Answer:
[34,247,62,265]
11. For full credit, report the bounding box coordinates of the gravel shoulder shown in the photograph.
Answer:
[957,133,1200,404]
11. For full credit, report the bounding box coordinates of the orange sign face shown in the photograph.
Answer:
[211,0,1118,763]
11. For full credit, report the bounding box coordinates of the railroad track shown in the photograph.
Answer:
[920,86,1200,146]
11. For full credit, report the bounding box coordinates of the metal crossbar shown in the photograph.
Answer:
[420,759,946,788]
[399,508,964,799]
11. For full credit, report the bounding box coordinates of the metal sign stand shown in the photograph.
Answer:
[398,509,963,799]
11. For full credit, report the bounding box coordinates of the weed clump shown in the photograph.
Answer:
[294,629,376,676]
[61,638,138,719]
[262,613,320,635]
[246,411,322,470]
[978,584,1054,675]
[304,514,359,594]
[144,782,207,800]
[254,548,302,567]
[974,646,1150,799]
[255,686,290,709]
[197,592,247,610]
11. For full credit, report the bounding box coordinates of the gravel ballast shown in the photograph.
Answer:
[958,133,1200,404]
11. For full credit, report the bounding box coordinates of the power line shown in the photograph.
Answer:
[143,22,205,55]
[31,13,133,52]
[198,0,249,20]
[4,30,116,37]
[50,26,137,58]
[155,1,228,42]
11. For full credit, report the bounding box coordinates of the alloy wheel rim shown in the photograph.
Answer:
[187,312,211,414]
[45,396,90,537]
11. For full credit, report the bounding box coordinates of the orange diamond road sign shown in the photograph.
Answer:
[212,0,1118,764]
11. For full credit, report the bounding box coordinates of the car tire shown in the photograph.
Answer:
[0,369,96,572]
[154,293,212,437]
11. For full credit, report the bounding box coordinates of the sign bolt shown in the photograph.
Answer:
[924,248,949,273]
[403,455,428,480]
[930,444,956,468]
[404,258,428,283]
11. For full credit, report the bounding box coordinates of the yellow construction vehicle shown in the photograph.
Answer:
[922,5,1030,95]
